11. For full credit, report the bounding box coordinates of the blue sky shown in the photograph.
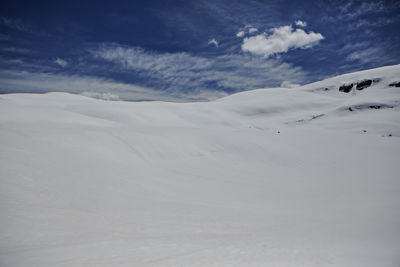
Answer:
[0,0,399,101]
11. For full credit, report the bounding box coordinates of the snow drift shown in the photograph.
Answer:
[1,65,400,266]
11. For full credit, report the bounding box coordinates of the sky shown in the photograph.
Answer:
[0,0,399,101]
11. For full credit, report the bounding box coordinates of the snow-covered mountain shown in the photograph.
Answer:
[1,65,400,267]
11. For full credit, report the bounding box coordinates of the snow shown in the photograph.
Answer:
[1,65,400,266]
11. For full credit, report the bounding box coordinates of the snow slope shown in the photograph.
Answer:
[1,65,400,266]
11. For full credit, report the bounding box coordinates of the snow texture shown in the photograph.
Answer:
[1,65,400,267]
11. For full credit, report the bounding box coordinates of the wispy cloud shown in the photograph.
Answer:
[1,47,30,54]
[54,58,68,68]
[340,39,398,68]
[241,24,324,57]
[280,80,301,88]
[207,38,219,47]
[0,16,35,33]
[91,43,309,94]
[0,41,310,102]
[0,33,11,41]
[236,25,260,38]
[346,47,383,64]
[0,70,227,102]
[339,0,386,17]
[349,17,398,30]
[321,0,399,30]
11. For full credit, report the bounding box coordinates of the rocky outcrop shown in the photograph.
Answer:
[339,78,381,93]
[339,83,354,93]
[356,79,372,90]
[389,81,400,87]
[369,105,381,109]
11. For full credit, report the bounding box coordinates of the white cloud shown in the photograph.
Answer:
[207,38,219,47]
[248,27,258,33]
[241,25,324,57]
[54,58,68,68]
[236,31,245,38]
[295,20,307,27]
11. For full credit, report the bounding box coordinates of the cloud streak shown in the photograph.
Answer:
[0,70,226,102]
[0,16,35,33]
[91,43,309,95]
[0,41,311,102]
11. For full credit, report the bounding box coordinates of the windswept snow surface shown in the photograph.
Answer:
[1,65,400,266]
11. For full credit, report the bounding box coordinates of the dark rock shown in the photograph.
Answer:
[315,86,334,92]
[356,79,372,90]
[311,114,325,119]
[339,83,353,93]
[348,107,353,111]
[363,130,367,133]
[369,105,381,109]
[388,134,392,137]
[389,81,400,87]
